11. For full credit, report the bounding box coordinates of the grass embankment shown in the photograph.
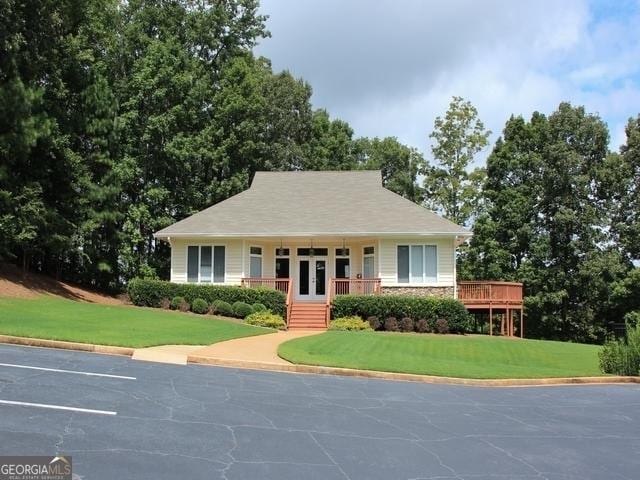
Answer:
[278,331,603,379]
[0,296,272,348]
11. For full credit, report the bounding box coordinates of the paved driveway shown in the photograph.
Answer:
[0,344,638,480]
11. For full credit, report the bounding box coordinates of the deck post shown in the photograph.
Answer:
[489,307,493,336]
[520,308,524,338]
[509,308,514,337]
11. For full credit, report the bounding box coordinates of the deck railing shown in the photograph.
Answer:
[457,281,523,305]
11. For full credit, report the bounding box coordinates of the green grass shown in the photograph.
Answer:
[278,331,604,379]
[0,296,273,348]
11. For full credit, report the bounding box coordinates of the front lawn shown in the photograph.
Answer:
[0,296,272,348]
[278,331,603,379]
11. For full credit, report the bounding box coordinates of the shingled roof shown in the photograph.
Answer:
[154,171,470,238]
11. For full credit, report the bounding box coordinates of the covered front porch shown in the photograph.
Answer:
[238,237,381,303]
[238,237,383,329]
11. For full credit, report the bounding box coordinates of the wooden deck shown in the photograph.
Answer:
[457,281,524,337]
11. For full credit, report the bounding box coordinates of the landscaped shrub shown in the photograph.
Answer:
[399,317,414,332]
[384,317,399,332]
[329,316,373,331]
[415,318,430,333]
[212,300,233,317]
[127,278,286,315]
[191,298,209,315]
[625,311,640,327]
[232,301,254,319]
[367,316,381,331]
[170,296,187,311]
[252,303,267,313]
[159,298,171,310]
[332,294,471,333]
[245,311,286,330]
[599,323,640,376]
[435,318,449,334]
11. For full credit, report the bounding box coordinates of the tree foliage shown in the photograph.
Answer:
[0,0,423,289]
[465,103,635,342]
[424,96,491,226]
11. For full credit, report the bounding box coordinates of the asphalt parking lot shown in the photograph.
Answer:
[0,344,638,480]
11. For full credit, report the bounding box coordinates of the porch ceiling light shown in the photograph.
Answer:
[309,239,315,257]
[276,238,287,257]
[336,238,347,257]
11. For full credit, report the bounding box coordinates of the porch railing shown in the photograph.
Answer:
[457,281,523,305]
[326,278,382,326]
[241,277,292,326]
[241,277,290,294]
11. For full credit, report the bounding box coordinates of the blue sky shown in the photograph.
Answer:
[255,0,640,161]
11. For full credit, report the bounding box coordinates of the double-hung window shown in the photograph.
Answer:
[187,245,225,283]
[397,245,437,283]
[363,246,375,278]
[250,246,263,278]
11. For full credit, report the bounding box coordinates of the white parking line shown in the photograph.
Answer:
[0,363,136,380]
[0,399,117,415]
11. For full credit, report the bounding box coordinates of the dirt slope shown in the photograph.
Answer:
[0,263,123,305]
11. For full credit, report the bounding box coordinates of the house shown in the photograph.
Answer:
[155,170,522,331]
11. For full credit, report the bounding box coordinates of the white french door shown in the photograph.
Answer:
[296,257,327,301]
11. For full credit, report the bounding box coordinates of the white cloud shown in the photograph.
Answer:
[256,0,640,159]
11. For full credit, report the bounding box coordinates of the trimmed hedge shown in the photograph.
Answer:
[191,298,209,314]
[212,300,233,317]
[252,303,267,313]
[170,296,188,311]
[232,301,253,319]
[332,295,471,334]
[128,278,286,316]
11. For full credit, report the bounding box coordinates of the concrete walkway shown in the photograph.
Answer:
[189,330,322,365]
[132,345,204,365]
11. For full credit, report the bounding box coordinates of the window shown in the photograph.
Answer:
[275,247,290,278]
[397,245,437,283]
[187,245,225,283]
[187,246,199,283]
[397,246,409,283]
[363,245,375,278]
[336,247,350,279]
[213,246,225,283]
[297,247,328,256]
[200,246,212,283]
[250,246,262,277]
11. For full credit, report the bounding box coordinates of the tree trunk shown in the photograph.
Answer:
[22,249,28,278]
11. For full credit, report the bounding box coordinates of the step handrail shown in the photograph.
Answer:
[285,278,293,327]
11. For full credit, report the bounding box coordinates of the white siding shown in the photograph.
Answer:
[170,239,187,283]
[379,237,455,287]
[169,238,243,285]
[169,236,456,288]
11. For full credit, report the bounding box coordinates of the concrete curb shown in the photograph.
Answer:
[0,335,134,357]
[187,354,640,387]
